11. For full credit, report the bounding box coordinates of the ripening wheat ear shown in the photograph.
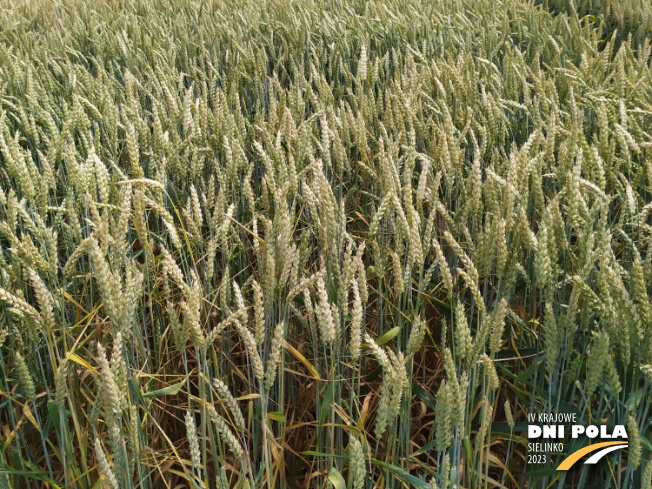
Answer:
[207,405,244,460]
[251,279,265,346]
[185,410,201,471]
[406,316,426,357]
[213,379,246,432]
[364,333,391,371]
[454,301,472,364]
[489,299,508,355]
[234,321,264,382]
[0,287,41,323]
[348,436,366,489]
[14,352,35,401]
[434,381,454,452]
[504,401,514,430]
[264,322,285,389]
[55,355,69,410]
[94,437,119,489]
[444,230,478,284]
[349,279,363,362]
[315,276,336,345]
[28,268,54,329]
[357,44,368,82]
[181,274,206,350]
[432,239,453,294]
[627,414,641,469]
[96,342,122,417]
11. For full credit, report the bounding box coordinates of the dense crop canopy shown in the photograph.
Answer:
[0,0,651,488]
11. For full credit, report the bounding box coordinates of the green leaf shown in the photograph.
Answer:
[413,438,438,456]
[464,437,473,478]
[413,382,437,412]
[47,400,62,441]
[371,459,429,488]
[319,380,335,426]
[515,359,540,382]
[301,451,347,459]
[267,411,286,423]
[0,467,63,488]
[365,365,383,383]
[142,379,185,398]
[375,327,400,345]
[328,467,346,489]
[625,387,646,410]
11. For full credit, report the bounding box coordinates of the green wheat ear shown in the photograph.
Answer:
[14,351,35,401]
[348,436,366,489]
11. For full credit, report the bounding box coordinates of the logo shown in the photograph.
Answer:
[525,411,629,470]
[556,441,628,471]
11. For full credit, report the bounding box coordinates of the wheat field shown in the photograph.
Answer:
[0,0,650,488]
